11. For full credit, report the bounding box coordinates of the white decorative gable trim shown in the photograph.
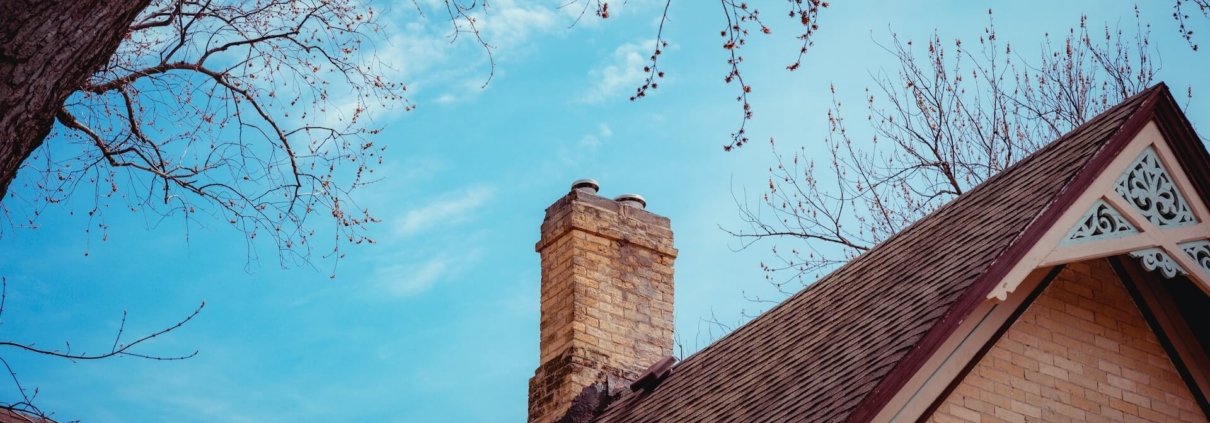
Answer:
[1181,240,1210,276]
[1060,199,1138,245]
[1111,146,1202,279]
[1115,146,1198,228]
[988,121,1210,301]
[1129,248,1186,278]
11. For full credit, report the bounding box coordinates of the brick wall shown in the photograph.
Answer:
[528,189,676,423]
[928,259,1208,423]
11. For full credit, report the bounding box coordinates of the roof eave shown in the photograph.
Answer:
[846,83,1181,423]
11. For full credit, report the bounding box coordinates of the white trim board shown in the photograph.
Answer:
[991,121,1210,301]
[872,119,1210,423]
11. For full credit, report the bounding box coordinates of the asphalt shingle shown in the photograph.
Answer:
[592,84,1179,423]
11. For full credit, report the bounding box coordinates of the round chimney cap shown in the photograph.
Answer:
[571,179,600,194]
[614,193,647,209]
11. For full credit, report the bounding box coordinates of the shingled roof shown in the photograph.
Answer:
[0,409,55,423]
[592,83,1205,422]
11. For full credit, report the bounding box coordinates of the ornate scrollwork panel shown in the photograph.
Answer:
[1128,248,1186,279]
[1115,146,1198,228]
[1059,199,1138,246]
[1180,240,1210,276]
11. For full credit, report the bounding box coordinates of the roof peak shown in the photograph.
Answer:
[592,82,1198,423]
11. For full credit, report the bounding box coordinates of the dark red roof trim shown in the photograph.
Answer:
[848,85,1169,422]
[588,83,1204,423]
[912,265,1065,423]
[1150,87,1210,209]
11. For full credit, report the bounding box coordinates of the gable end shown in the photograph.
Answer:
[925,259,1209,423]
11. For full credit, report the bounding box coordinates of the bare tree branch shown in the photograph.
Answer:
[730,10,1160,290]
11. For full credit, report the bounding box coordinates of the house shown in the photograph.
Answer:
[0,409,55,423]
[528,83,1210,422]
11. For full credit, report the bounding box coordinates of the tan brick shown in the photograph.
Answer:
[1098,358,1122,375]
[930,413,967,423]
[964,396,995,414]
[530,190,677,423]
[925,260,1208,423]
[994,406,1026,423]
[949,405,982,421]
[1010,400,1042,418]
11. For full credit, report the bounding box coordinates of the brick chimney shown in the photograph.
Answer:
[528,180,677,423]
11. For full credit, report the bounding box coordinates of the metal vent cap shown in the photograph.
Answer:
[571,179,600,195]
[614,193,646,209]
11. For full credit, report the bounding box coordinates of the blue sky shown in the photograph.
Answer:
[0,1,1206,422]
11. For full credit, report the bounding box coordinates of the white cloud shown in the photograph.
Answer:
[378,18,465,84]
[395,185,493,236]
[371,248,483,297]
[584,122,613,149]
[379,254,450,297]
[335,157,446,213]
[580,39,656,104]
[393,156,446,185]
[553,0,666,28]
[477,0,559,50]
[579,134,600,150]
[215,1,566,144]
[358,182,494,298]
[374,0,561,106]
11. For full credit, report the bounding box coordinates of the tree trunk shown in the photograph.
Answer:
[0,0,150,201]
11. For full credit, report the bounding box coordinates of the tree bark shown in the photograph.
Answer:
[0,0,150,201]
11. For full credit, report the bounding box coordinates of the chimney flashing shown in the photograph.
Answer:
[629,356,676,392]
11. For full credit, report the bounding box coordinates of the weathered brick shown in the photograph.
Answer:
[529,188,677,423]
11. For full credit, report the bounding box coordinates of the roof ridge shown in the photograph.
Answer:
[847,82,1167,422]
[666,84,1166,370]
[591,83,1176,423]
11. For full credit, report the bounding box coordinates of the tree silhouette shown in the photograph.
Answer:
[2,0,407,269]
[728,9,1183,296]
